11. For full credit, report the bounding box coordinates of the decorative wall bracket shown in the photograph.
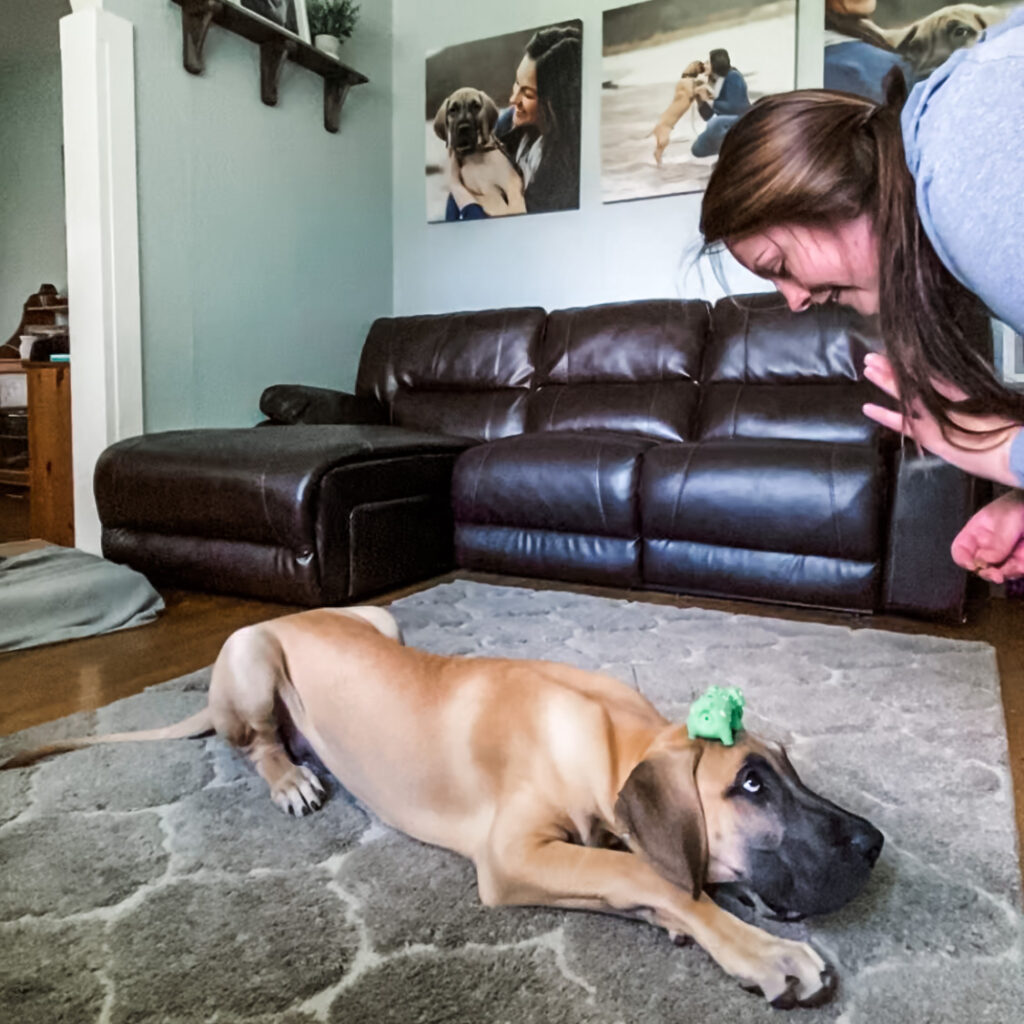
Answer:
[173,0,367,133]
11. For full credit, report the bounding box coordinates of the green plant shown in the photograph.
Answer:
[307,0,360,40]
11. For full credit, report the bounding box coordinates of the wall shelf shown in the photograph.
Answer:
[172,0,368,133]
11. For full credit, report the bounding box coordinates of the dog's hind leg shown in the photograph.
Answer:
[209,623,326,816]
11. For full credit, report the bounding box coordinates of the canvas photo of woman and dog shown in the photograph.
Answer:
[425,20,583,223]
[825,1,1022,100]
[601,0,796,204]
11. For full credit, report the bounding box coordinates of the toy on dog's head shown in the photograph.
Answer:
[686,686,745,746]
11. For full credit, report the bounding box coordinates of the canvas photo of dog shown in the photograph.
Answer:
[425,20,583,223]
[601,0,797,204]
[824,0,1019,101]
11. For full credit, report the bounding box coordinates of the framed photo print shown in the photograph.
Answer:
[425,20,583,223]
[601,0,796,203]
[824,1,1021,102]
[231,0,311,44]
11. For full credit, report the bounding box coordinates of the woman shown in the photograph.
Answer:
[699,10,1024,581]
[690,48,751,158]
[497,25,583,214]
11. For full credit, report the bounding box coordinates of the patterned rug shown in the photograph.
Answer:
[1,580,1021,1023]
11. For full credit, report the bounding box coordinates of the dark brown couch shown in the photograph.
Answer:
[95,295,979,620]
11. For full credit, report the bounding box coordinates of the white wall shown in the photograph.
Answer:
[392,0,825,316]
[102,0,394,430]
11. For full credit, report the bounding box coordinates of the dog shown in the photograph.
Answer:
[887,4,1007,76]
[2,605,883,1008]
[829,4,1008,77]
[433,87,525,217]
[650,60,714,166]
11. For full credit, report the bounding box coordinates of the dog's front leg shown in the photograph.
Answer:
[476,832,834,1008]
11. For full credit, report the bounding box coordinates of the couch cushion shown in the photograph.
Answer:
[527,299,708,441]
[356,308,545,441]
[640,437,885,612]
[453,431,654,537]
[641,438,885,560]
[699,294,883,444]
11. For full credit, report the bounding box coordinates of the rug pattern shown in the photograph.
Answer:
[1,580,1021,1023]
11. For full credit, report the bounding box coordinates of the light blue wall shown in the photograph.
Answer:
[0,53,67,342]
[390,0,800,317]
[106,0,393,430]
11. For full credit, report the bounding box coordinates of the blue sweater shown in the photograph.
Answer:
[901,8,1024,335]
[901,10,1024,485]
[699,69,750,120]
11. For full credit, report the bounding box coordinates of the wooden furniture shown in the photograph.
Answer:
[172,0,368,133]
[0,361,73,547]
[1,283,69,360]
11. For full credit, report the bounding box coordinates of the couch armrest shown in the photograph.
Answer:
[882,449,984,622]
[259,384,388,426]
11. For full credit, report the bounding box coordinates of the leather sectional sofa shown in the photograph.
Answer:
[95,295,979,620]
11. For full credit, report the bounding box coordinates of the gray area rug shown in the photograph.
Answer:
[1,580,1021,1023]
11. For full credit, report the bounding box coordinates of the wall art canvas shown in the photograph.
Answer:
[425,21,583,223]
[824,1,1021,101]
[601,0,796,203]
[232,0,311,44]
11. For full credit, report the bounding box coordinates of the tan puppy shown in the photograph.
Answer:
[650,60,713,166]
[2,606,884,1008]
[433,87,525,217]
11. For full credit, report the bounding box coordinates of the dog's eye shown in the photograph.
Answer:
[741,772,762,795]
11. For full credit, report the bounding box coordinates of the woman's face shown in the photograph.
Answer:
[728,215,881,317]
[510,55,540,128]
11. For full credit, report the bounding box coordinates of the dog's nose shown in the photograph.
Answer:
[849,824,884,866]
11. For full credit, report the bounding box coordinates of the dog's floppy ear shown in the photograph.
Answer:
[433,99,449,142]
[481,93,499,137]
[896,24,918,52]
[615,742,707,899]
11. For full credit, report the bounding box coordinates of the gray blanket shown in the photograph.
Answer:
[0,546,163,652]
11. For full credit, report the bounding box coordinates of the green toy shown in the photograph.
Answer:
[686,685,745,746]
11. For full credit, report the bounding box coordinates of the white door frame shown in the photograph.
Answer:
[60,2,143,554]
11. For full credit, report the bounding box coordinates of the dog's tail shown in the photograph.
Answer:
[0,708,214,770]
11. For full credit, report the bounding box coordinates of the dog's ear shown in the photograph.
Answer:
[433,99,449,142]
[896,25,918,52]
[481,93,499,137]
[615,743,707,899]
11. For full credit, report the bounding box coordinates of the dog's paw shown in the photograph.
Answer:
[270,764,326,817]
[734,936,836,1008]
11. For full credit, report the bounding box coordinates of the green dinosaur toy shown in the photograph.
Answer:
[686,685,745,746]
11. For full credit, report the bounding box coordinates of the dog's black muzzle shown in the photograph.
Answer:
[729,780,884,921]
[452,118,478,155]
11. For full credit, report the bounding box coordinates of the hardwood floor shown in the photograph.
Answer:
[1,570,1020,879]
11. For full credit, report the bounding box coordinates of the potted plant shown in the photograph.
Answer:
[307,0,360,59]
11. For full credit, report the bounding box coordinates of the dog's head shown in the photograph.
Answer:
[614,726,883,919]
[895,5,999,75]
[433,87,500,158]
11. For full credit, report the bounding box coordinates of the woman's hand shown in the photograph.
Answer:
[951,491,1024,582]
[862,352,1022,486]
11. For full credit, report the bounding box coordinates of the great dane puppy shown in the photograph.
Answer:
[829,3,1007,78]
[888,4,1007,76]
[433,87,526,217]
[3,606,883,1008]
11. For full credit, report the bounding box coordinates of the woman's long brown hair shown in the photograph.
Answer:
[700,70,1024,445]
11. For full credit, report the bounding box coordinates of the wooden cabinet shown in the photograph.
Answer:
[0,361,73,546]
